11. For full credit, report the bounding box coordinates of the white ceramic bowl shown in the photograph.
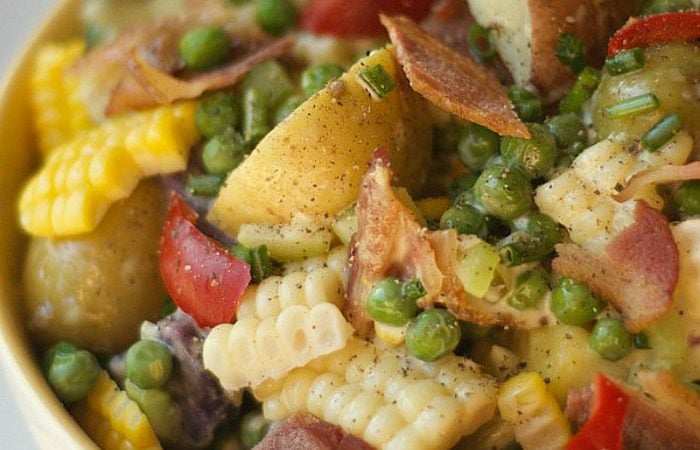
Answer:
[0,0,98,447]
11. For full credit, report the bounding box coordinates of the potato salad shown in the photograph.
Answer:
[17,0,700,449]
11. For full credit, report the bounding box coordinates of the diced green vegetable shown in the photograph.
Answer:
[406,309,461,362]
[242,87,271,145]
[195,91,240,139]
[500,123,557,179]
[555,33,586,73]
[559,66,601,113]
[256,0,298,35]
[458,123,500,171]
[589,318,632,361]
[455,240,500,298]
[45,343,100,403]
[179,26,231,71]
[356,64,396,99]
[126,339,173,390]
[241,61,294,109]
[474,165,533,221]
[605,93,659,119]
[551,277,604,326]
[237,221,333,262]
[301,63,344,97]
[230,243,273,283]
[467,23,497,62]
[605,48,645,75]
[642,112,682,152]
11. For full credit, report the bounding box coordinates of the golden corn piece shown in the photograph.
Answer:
[497,372,571,450]
[72,371,162,450]
[31,40,93,157]
[18,102,199,237]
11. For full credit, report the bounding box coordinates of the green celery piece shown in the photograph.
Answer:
[455,240,500,298]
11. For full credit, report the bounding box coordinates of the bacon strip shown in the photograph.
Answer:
[380,14,529,139]
[107,35,294,115]
[615,161,700,202]
[566,371,700,450]
[254,413,375,450]
[345,149,443,337]
[552,201,679,332]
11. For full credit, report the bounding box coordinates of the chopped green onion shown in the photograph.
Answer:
[242,87,270,145]
[555,33,586,73]
[642,112,682,151]
[186,174,224,197]
[559,66,601,113]
[605,48,645,75]
[468,23,497,62]
[230,243,272,283]
[507,85,544,122]
[357,64,396,99]
[605,93,660,119]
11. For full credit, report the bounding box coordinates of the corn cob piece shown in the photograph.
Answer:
[535,132,692,253]
[203,259,352,392]
[18,102,198,237]
[72,371,162,450]
[253,337,498,450]
[31,40,93,157]
[497,372,571,450]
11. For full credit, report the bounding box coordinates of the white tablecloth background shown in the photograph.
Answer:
[0,0,56,448]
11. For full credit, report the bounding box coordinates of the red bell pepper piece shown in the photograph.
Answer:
[300,0,435,38]
[566,374,630,450]
[608,11,700,56]
[159,193,251,328]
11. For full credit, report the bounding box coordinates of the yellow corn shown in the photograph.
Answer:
[72,371,162,450]
[31,40,93,157]
[497,372,571,450]
[18,102,199,236]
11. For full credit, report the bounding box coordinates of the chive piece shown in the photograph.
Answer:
[186,174,224,196]
[642,113,682,152]
[250,245,273,282]
[242,87,270,145]
[555,33,586,73]
[357,64,396,99]
[605,48,645,75]
[468,23,497,62]
[605,93,660,119]
[633,333,651,349]
[559,66,601,113]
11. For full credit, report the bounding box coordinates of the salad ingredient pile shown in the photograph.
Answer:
[14,0,700,449]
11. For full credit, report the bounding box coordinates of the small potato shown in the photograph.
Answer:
[24,179,167,354]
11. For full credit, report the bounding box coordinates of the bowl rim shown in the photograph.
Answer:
[0,0,99,448]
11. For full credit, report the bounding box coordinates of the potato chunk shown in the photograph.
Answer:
[208,46,432,235]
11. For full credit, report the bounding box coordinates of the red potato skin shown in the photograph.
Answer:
[159,193,251,328]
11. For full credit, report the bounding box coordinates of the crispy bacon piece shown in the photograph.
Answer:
[380,15,529,138]
[552,201,679,332]
[424,230,523,327]
[345,149,443,337]
[254,413,375,450]
[615,161,700,202]
[108,35,294,115]
[566,371,700,450]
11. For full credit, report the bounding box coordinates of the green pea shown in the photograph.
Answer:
[367,277,418,326]
[125,379,182,441]
[673,180,700,217]
[238,411,271,448]
[500,123,557,179]
[590,318,632,361]
[474,165,533,221]
[508,268,549,310]
[242,61,294,109]
[499,212,560,266]
[439,205,486,236]
[405,309,461,362]
[202,130,248,174]
[126,340,173,389]
[179,26,231,71]
[447,174,479,201]
[186,173,224,197]
[43,341,80,372]
[195,91,240,139]
[546,113,587,150]
[642,0,694,14]
[508,86,544,122]
[301,63,344,97]
[256,0,298,36]
[45,345,100,403]
[551,277,605,326]
[458,123,500,171]
[274,95,304,124]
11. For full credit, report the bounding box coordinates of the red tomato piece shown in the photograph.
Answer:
[300,0,435,38]
[159,193,251,328]
[608,11,700,56]
[566,374,630,450]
